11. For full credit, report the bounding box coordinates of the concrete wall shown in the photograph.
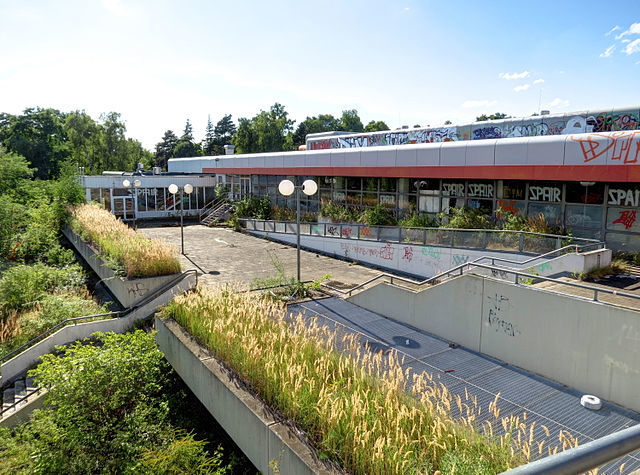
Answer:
[248,229,600,280]
[348,274,640,412]
[0,274,195,385]
[64,226,179,308]
[155,317,338,475]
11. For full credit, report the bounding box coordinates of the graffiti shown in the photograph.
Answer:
[614,113,639,131]
[342,226,352,238]
[505,122,549,138]
[467,183,494,198]
[402,246,414,262]
[496,200,520,218]
[379,243,394,260]
[613,210,637,230]
[491,269,509,279]
[608,188,640,207]
[473,127,502,140]
[360,226,371,237]
[571,131,640,164]
[537,262,552,273]
[369,248,378,257]
[421,246,441,260]
[442,183,465,196]
[127,282,148,298]
[308,139,332,150]
[486,293,520,337]
[424,127,457,143]
[452,254,469,266]
[327,226,338,236]
[529,186,561,202]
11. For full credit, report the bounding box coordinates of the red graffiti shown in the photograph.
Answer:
[360,226,371,237]
[341,227,352,238]
[571,131,640,164]
[309,140,331,150]
[379,243,394,260]
[402,246,414,262]
[496,200,519,218]
[613,210,637,230]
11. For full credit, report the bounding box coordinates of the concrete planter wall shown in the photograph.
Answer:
[63,226,180,308]
[155,317,339,475]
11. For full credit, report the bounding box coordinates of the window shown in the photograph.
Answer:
[566,182,604,204]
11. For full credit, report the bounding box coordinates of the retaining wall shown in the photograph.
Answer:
[155,317,338,475]
[348,275,640,412]
[63,226,179,307]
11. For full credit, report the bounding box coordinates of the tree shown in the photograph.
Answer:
[214,114,236,149]
[0,108,68,179]
[232,103,295,154]
[476,112,509,122]
[291,114,340,148]
[64,111,102,174]
[202,115,216,155]
[444,120,452,125]
[155,130,178,169]
[364,120,389,132]
[338,109,364,133]
[172,119,200,158]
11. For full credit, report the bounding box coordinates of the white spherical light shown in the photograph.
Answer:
[302,179,318,196]
[278,179,295,196]
[133,179,142,187]
[168,184,178,194]
[122,179,131,188]
[184,183,194,194]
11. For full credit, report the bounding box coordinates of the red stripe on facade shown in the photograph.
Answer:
[202,165,640,182]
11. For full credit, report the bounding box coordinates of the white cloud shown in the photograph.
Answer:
[101,0,131,16]
[546,98,569,109]
[499,71,530,80]
[624,38,640,55]
[622,39,631,43]
[461,100,496,109]
[606,25,621,36]
[600,44,616,57]
[533,79,544,85]
[615,22,640,40]
[514,84,530,92]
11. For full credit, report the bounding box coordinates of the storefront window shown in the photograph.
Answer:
[528,182,562,202]
[347,177,361,191]
[467,181,495,199]
[380,178,396,192]
[363,177,378,191]
[607,183,640,207]
[362,193,377,207]
[565,204,603,229]
[500,181,526,200]
[528,202,561,224]
[566,182,605,204]
[379,194,396,208]
[442,181,465,197]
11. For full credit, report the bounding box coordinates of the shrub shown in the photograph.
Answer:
[577,260,629,281]
[319,200,361,223]
[359,204,397,226]
[441,206,492,229]
[233,196,272,220]
[399,212,436,228]
[70,203,181,278]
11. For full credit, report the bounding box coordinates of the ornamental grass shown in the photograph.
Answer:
[70,204,181,278]
[160,287,580,474]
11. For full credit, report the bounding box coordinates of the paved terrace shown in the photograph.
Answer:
[140,222,640,472]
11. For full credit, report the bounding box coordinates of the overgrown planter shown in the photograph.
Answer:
[63,226,180,308]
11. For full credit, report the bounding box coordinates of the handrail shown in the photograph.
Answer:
[323,260,640,308]
[0,387,43,418]
[503,423,640,475]
[199,196,228,222]
[0,269,198,367]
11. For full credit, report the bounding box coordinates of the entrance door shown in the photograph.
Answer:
[112,196,135,220]
[240,177,251,199]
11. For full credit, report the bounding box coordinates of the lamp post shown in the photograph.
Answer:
[169,183,193,254]
[278,179,318,282]
[122,178,141,227]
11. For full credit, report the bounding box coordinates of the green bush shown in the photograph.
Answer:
[359,204,397,226]
[399,212,436,228]
[440,207,492,229]
[233,196,272,220]
[319,200,360,223]
[0,263,85,317]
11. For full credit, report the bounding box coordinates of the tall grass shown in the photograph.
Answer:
[161,287,581,474]
[70,204,181,278]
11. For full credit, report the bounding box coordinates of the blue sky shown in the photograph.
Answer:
[1,0,639,149]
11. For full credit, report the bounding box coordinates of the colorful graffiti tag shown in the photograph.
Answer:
[571,131,640,164]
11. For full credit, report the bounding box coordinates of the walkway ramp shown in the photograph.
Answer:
[289,297,640,472]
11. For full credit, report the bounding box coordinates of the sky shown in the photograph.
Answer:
[1,0,640,150]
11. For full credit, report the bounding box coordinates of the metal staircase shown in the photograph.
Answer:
[200,197,234,227]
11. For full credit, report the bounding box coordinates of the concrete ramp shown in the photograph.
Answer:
[347,274,640,413]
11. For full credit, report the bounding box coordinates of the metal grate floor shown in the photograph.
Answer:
[288,297,640,474]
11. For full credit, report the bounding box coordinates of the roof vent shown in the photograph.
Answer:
[540,110,550,115]
[224,144,235,155]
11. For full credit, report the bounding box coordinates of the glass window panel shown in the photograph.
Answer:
[527,202,562,225]
[332,190,346,203]
[467,198,493,214]
[500,181,526,200]
[137,189,148,212]
[380,178,396,192]
[347,177,361,191]
[607,183,640,207]
[414,179,439,192]
[606,207,640,233]
[496,199,525,217]
[528,182,562,202]
[379,194,396,208]
[398,194,414,210]
[606,232,640,252]
[442,181,465,196]
[467,181,495,198]
[441,197,464,210]
[90,189,100,202]
[251,175,259,185]
[566,182,605,204]
[363,177,378,191]
[362,193,377,207]
[346,192,361,206]
[565,204,603,229]
[398,178,410,193]
[334,177,346,190]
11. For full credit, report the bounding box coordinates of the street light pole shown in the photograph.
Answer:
[278,179,317,282]
[169,183,193,255]
[122,178,141,227]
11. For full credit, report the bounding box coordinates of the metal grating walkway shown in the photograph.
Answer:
[288,297,640,474]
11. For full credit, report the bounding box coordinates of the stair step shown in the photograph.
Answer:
[2,388,15,413]
[25,377,37,392]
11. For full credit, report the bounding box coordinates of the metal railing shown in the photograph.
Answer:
[240,218,602,254]
[199,197,229,223]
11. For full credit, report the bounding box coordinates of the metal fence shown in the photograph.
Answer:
[240,219,603,254]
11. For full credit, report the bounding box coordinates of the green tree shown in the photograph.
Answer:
[213,114,236,151]
[363,120,389,132]
[64,111,102,174]
[202,115,216,155]
[0,146,33,193]
[232,103,294,153]
[155,130,178,169]
[291,114,340,148]
[0,108,69,179]
[173,119,201,158]
[444,120,452,125]
[338,109,364,133]
[476,112,509,122]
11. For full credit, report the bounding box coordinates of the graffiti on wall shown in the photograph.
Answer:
[571,131,640,164]
[486,293,520,337]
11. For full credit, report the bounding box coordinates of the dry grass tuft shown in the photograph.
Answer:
[70,204,181,278]
[160,287,583,474]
